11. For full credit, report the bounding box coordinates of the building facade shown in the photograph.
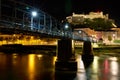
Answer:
[66,11,120,45]
[66,11,109,24]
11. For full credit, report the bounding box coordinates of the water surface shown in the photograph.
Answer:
[0,52,120,80]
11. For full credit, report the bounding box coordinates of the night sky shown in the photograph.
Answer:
[14,0,120,27]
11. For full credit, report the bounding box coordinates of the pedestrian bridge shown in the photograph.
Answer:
[0,0,92,42]
[0,0,94,72]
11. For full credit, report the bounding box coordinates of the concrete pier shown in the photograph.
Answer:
[82,41,93,55]
[55,39,77,71]
[81,41,94,68]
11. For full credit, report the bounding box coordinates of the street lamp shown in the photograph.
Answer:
[65,24,69,29]
[64,22,70,37]
[31,11,37,30]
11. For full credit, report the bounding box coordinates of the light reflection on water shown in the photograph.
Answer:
[0,52,120,80]
[28,54,35,80]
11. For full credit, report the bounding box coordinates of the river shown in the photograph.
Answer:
[0,50,120,80]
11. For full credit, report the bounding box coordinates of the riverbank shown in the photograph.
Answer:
[75,45,120,55]
[0,44,120,55]
[0,44,56,54]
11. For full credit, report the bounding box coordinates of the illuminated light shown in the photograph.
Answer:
[13,34,16,37]
[110,61,119,75]
[92,43,99,48]
[12,53,18,56]
[37,54,43,60]
[78,31,81,33]
[104,59,109,74]
[53,56,57,65]
[92,56,99,73]
[31,11,37,30]
[76,55,85,72]
[113,34,116,37]
[12,53,18,64]
[64,22,70,29]
[65,24,69,29]
[12,53,18,59]
[109,57,118,61]
[72,40,75,51]
[30,36,34,40]
[112,23,117,27]
[32,11,37,17]
[28,54,35,80]
[76,73,86,80]
[0,35,57,45]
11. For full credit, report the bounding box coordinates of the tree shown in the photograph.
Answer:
[70,18,115,31]
[90,18,114,31]
[84,18,92,27]
[108,35,112,42]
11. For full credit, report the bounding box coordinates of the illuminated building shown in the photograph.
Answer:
[66,11,120,45]
[66,11,109,24]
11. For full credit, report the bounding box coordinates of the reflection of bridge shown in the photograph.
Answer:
[0,0,91,42]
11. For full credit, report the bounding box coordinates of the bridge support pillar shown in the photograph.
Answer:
[55,39,77,71]
[81,41,94,68]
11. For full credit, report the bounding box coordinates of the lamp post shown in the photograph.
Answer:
[31,11,37,30]
[64,22,71,37]
[65,23,69,29]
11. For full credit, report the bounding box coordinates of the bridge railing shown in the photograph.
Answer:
[0,18,92,42]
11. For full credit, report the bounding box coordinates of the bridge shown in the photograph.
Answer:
[0,0,91,42]
[0,0,93,71]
